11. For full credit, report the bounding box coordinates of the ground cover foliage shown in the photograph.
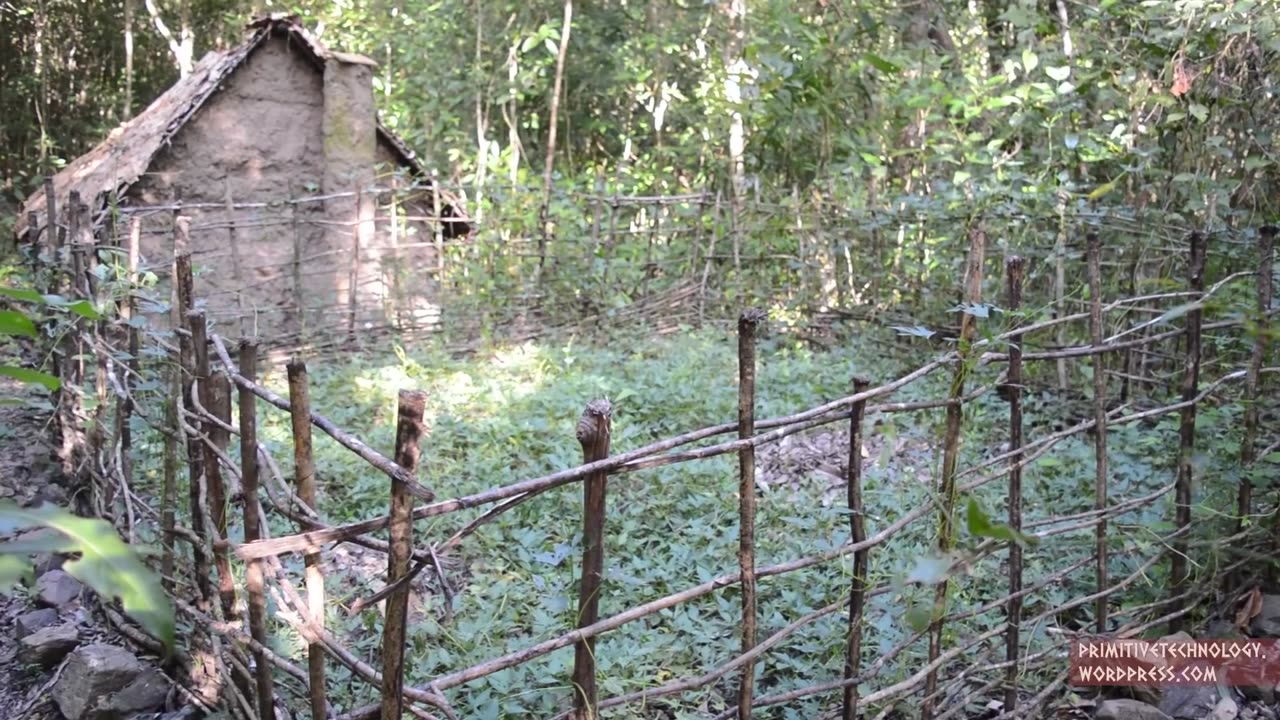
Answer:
[100,311,1262,718]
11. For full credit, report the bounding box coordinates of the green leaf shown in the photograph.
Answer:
[0,310,37,338]
[906,603,934,633]
[1088,181,1117,201]
[66,301,102,320]
[0,366,61,391]
[1045,65,1071,81]
[1189,103,1209,123]
[0,288,44,303]
[0,555,29,593]
[906,553,954,586]
[965,498,1039,548]
[0,503,174,652]
[1021,49,1039,73]
[864,53,901,75]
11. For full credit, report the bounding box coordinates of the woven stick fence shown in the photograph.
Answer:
[14,185,1279,720]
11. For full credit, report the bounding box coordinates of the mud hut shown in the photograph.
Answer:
[15,15,469,344]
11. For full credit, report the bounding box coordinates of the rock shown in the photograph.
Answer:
[52,643,164,720]
[1208,697,1239,720]
[1240,681,1276,705]
[19,623,80,667]
[14,607,59,638]
[1097,698,1174,720]
[1158,683,1219,719]
[98,668,169,717]
[35,569,83,608]
[1249,595,1280,637]
[1206,619,1241,639]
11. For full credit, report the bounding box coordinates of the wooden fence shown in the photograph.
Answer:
[13,189,1280,719]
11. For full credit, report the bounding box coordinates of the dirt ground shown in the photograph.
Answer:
[0,373,71,718]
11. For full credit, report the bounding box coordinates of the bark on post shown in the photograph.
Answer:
[288,359,328,720]
[348,186,363,347]
[239,341,275,720]
[381,390,429,720]
[572,398,613,720]
[174,236,210,604]
[1169,232,1206,634]
[192,310,237,623]
[737,308,766,720]
[924,223,985,720]
[841,376,872,720]
[41,178,58,296]
[120,218,142,532]
[1086,232,1109,634]
[174,233,217,705]
[160,360,179,595]
[1003,256,1026,712]
[1244,227,1275,535]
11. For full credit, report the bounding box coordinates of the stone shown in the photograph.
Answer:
[1208,697,1240,720]
[1250,595,1280,637]
[1158,682,1219,720]
[19,623,80,667]
[52,643,150,720]
[13,607,58,638]
[35,569,83,608]
[1097,698,1174,720]
[98,668,169,716]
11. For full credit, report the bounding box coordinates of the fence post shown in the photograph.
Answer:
[572,399,613,720]
[288,358,328,720]
[119,217,142,538]
[1086,231,1110,634]
[348,185,363,347]
[43,178,59,296]
[1244,227,1275,536]
[174,232,218,706]
[192,309,238,623]
[238,340,276,720]
[1004,256,1026,712]
[1169,231,1206,634]
[924,223,985,720]
[737,308,766,720]
[381,390,429,720]
[842,375,872,720]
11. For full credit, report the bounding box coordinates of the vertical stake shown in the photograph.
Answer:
[1004,256,1027,712]
[381,390,429,720]
[1086,232,1110,634]
[288,358,328,720]
[239,340,276,720]
[737,308,766,720]
[842,376,872,720]
[571,399,613,720]
[924,223,985,719]
[1169,232,1206,633]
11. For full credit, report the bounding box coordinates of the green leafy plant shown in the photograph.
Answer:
[0,502,174,653]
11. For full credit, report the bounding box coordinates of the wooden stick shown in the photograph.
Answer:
[287,358,328,720]
[924,223,985,719]
[193,310,238,622]
[42,178,58,296]
[1086,232,1110,634]
[1003,256,1026,713]
[842,376,872,720]
[239,341,275,720]
[1243,227,1275,532]
[1169,232,1206,633]
[382,390,429,720]
[736,308,765,720]
[571,399,612,720]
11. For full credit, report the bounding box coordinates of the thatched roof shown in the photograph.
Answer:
[15,14,469,239]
